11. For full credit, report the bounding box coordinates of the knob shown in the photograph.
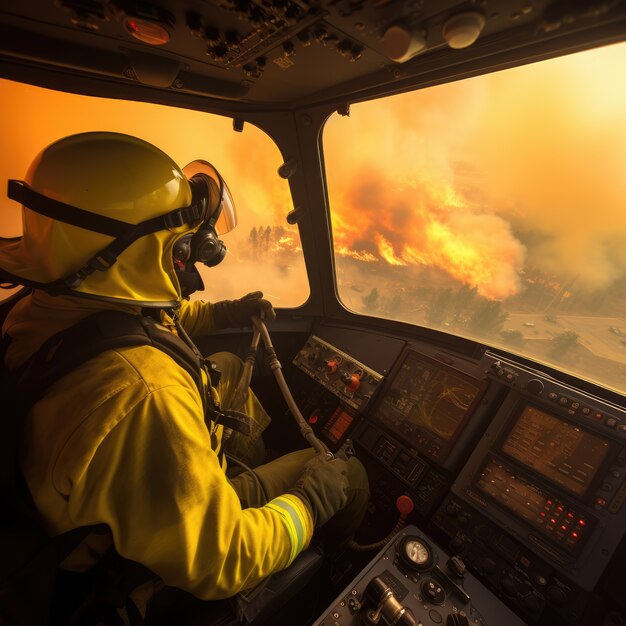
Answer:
[447,613,470,626]
[420,578,446,605]
[326,359,339,374]
[501,575,517,597]
[347,373,361,391]
[447,556,466,578]
[546,585,569,607]
[523,594,543,613]
[396,495,415,516]
[525,379,544,395]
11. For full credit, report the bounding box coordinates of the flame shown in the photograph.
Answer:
[337,246,377,262]
[377,234,406,266]
[330,169,526,300]
[326,43,626,301]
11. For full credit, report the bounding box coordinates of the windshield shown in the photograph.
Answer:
[324,42,626,395]
[0,79,309,308]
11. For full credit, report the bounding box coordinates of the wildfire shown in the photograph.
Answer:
[331,172,526,300]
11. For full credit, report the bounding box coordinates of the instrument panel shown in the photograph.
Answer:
[291,326,626,624]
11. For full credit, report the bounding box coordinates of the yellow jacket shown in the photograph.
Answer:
[2,291,313,600]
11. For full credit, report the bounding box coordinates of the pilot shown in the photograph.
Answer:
[0,132,369,621]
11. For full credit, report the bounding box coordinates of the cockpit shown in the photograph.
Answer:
[1,1,626,625]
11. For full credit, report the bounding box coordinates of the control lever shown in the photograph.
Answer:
[348,495,415,552]
[433,563,471,604]
[335,437,355,461]
[362,576,416,626]
[232,316,331,459]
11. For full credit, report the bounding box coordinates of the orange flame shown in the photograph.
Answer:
[330,169,526,300]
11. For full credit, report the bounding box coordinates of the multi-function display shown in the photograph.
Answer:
[501,406,610,496]
[372,352,482,461]
[476,458,590,552]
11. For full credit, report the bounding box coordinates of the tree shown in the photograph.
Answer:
[249,226,258,254]
[466,299,508,335]
[549,330,579,357]
[427,288,453,325]
[450,285,478,324]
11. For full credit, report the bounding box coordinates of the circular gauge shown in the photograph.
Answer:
[398,535,436,573]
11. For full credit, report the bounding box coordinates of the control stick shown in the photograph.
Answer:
[362,576,416,626]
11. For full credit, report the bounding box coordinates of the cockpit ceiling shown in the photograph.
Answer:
[0,0,625,110]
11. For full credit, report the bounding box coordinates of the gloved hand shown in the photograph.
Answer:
[212,291,276,329]
[289,455,349,528]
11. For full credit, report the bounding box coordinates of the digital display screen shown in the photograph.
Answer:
[322,407,355,444]
[372,352,482,459]
[476,458,589,551]
[502,406,610,496]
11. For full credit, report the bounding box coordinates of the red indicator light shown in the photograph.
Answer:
[557,505,564,511]
[561,525,567,530]
[547,500,552,505]
[572,532,578,538]
[309,415,318,424]
[124,18,170,45]
[550,518,556,524]
[539,511,546,517]
[579,519,586,526]
[567,512,574,518]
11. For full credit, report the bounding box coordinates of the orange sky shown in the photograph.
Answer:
[0,81,308,304]
[1,41,625,304]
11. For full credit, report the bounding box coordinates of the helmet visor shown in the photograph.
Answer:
[183,160,237,235]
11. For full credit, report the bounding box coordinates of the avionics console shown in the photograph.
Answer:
[349,349,496,514]
[434,352,626,623]
[313,525,527,626]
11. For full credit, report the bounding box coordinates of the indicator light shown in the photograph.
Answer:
[125,18,170,45]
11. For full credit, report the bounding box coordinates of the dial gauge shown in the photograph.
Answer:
[406,539,430,565]
[398,535,436,572]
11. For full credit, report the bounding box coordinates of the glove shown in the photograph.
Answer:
[212,291,276,329]
[289,455,349,528]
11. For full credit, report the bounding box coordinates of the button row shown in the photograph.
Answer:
[546,393,623,430]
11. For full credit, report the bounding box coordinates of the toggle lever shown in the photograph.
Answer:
[362,576,417,626]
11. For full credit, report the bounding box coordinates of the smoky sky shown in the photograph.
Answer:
[325,42,626,300]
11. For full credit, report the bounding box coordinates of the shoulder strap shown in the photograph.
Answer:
[16,310,205,411]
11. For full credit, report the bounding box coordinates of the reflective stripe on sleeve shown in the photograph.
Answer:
[266,494,310,565]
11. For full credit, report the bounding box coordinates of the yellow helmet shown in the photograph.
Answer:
[0,132,236,307]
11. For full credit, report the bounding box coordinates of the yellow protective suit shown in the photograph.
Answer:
[2,290,314,600]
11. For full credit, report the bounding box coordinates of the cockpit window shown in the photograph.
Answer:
[324,42,626,395]
[0,79,309,307]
